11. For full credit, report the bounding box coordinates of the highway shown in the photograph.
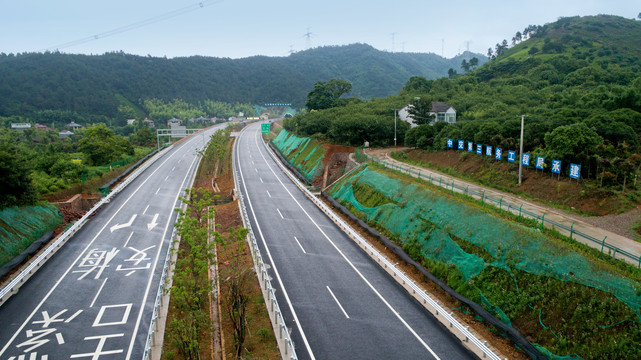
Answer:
[234,122,474,360]
[0,124,224,360]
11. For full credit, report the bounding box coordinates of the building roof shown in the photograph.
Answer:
[431,101,455,113]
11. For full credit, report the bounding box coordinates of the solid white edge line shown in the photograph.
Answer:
[235,125,316,360]
[326,286,349,319]
[125,129,208,359]
[254,127,442,360]
[0,139,189,357]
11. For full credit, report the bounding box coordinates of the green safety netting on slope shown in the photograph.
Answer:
[272,129,326,183]
[328,164,641,358]
[0,204,63,266]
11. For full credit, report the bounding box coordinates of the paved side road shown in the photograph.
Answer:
[364,148,641,267]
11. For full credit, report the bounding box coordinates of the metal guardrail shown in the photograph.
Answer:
[265,141,502,360]
[142,127,215,360]
[234,129,298,360]
[367,154,641,268]
[0,145,174,306]
[142,227,177,360]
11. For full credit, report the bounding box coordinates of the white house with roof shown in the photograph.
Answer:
[167,118,182,127]
[66,121,83,129]
[399,101,456,128]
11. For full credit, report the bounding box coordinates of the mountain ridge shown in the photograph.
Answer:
[0,44,486,118]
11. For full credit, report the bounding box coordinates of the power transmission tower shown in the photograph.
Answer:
[304,28,313,49]
[390,32,397,52]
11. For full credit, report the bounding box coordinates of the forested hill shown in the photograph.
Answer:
[477,15,641,83]
[0,43,485,118]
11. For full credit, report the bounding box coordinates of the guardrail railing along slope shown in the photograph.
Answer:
[367,153,641,268]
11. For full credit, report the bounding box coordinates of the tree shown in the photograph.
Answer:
[474,121,503,146]
[0,142,39,208]
[130,127,155,146]
[515,31,522,43]
[405,124,434,148]
[407,98,435,125]
[544,123,603,167]
[448,68,458,78]
[219,226,250,359]
[495,39,509,57]
[78,123,134,165]
[469,57,479,69]
[461,59,470,73]
[305,79,352,110]
[401,76,432,94]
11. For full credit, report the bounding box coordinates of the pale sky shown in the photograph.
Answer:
[0,0,638,59]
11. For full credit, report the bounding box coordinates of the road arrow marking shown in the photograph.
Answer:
[147,213,159,231]
[110,214,137,233]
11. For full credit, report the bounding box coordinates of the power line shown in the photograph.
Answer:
[5,0,220,57]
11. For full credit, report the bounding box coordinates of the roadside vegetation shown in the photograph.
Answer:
[329,162,641,359]
[163,127,278,360]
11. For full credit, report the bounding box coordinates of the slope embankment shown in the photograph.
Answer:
[272,130,641,358]
[327,163,641,360]
[271,129,355,187]
[0,204,63,272]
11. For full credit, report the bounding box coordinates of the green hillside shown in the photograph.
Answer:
[287,15,641,190]
[0,44,485,119]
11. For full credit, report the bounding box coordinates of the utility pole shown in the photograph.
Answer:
[394,109,397,147]
[518,115,526,185]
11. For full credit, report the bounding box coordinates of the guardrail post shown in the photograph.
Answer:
[570,222,575,240]
[541,213,545,229]
[518,204,523,220]
[439,177,443,187]
[499,197,503,211]
[481,191,485,206]
[451,180,455,194]
[600,236,608,258]
[465,185,469,197]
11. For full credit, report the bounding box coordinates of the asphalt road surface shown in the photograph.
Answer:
[0,124,225,360]
[234,122,474,360]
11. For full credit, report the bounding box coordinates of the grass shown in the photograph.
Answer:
[351,182,398,208]
[0,204,63,267]
[273,132,326,182]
